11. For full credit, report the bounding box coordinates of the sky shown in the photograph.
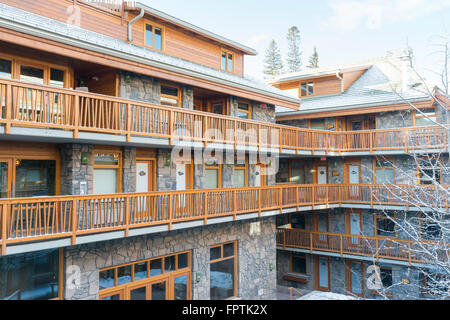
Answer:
[139,0,450,86]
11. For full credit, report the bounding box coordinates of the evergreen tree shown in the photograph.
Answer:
[286,26,302,72]
[263,39,284,77]
[308,46,319,69]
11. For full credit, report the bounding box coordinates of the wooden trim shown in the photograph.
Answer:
[289,252,307,276]
[221,49,234,73]
[210,241,238,299]
[160,81,181,107]
[93,146,123,193]
[237,100,252,120]
[346,259,365,298]
[143,19,165,52]
[136,160,156,192]
[373,157,395,185]
[314,256,330,291]
[277,100,435,121]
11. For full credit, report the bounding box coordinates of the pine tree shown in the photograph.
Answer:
[263,40,284,77]
[308,46,319,69]
[286,26,302,72]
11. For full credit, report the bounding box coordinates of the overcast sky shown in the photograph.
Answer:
[139,0,450,86]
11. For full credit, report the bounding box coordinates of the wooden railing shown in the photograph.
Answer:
[276,228,449,264]
[0,79,447,154]
[0,184,448,255]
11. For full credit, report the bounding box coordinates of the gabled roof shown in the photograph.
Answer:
[0,3,300,109]
[276,50,430,116]
[134,2,257,56]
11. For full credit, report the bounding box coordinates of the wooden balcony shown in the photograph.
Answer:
[276,228,449,265]
[0,79,447,154]
[0,184,448,256]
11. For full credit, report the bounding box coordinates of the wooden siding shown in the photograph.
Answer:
[1,0,246,76]
[314,76,341,96]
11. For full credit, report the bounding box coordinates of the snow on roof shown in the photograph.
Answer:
[0,3,300,106]
[276,50,430,115]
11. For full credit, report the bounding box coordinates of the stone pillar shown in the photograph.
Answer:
[122,147,136,193]
[60,144,94,195]
[181,85,194,110]
[118,71,161,104]
[157,149,177,191]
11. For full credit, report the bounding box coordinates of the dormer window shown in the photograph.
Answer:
[221,50,233,72]
[300,81,314,97]
[145,22,163,51]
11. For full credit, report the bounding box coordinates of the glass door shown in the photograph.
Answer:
[172,272,190,300]
[0,159,12,198]
[128,277,169,300]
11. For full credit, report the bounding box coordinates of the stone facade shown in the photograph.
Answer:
[60,144,94,195]
[119,71,161,104]
[64,217,277,300]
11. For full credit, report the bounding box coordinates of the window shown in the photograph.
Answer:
[290,254,306,275]
[415,107,437,127]
[50,68,65,88]
[205,158,222,189]
[300,81,314,97]
[0,58,12,79]
[291,213,305,229]
[93,149,122,195]
[0,249,61,300]
[417,156,441,185]
[380,267,393,288]
[374,159,395,184]
[160,83,181,107]
[20,65,44,85]
[309,119,326,130]
[15,160,57,197]
[221,50,234,72]
[210,242,237,300]
[421,219,442,240]
[233,157,247,188]
[375,213,396,237]
[237,101,251,119]
[422,270,449,297]
[145,22,163,51]
[290,161,305,184]
[99,251,191,292]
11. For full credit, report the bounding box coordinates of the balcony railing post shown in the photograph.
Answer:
[169,111,174,146]
[124,197,130,237]
[376,238,379,263]
[370,184,373,209]
[311,185,315,210]
[204,191,208,224]
[258,189,262,217]
[283,230,286,250]
[1,203,8,255]
[408,242,412,265]
[310,232,313,254]
[340,234,343,257]
[279,187,283,214]
[126,103,131,142]
[73,94,79,139]
[404,128,408,153]
[296,186,300,210]
[168,194,173,230]
[369,131,373,154]
[5,84,12,134]
[71,199,77,246]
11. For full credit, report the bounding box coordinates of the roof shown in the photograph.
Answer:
[0,3,300,109]
[276,50,430,116]
[134,2,257,56]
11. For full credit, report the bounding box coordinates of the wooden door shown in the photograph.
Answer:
[315,256,330,291]
[345,160,361,200]
[136,160,155,193]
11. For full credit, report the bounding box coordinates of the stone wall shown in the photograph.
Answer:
[376,110,413,129]
[122,147,136,193]
[60,144,94,195]
[64,217,277,300]
[119,71,161,104]
[252,103,276,123]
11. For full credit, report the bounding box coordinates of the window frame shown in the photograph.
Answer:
[233,156,248,188]
[374,212,397,238]
[308,119,326,130]
[290,213,306,230]
[416,155,442,185]
[209,241,238,300]
[143,20,165,51]
[413,106,437,127]
[160,82,181,107]
[346,260,365,297]
[373,157,395,185]
[300,80,315,97]
[93,147,123,194]
[236,100,252,120]
[290,253,307,276]
[221,49,234,73]
[289,160,306,184]
[205,161,222,189]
